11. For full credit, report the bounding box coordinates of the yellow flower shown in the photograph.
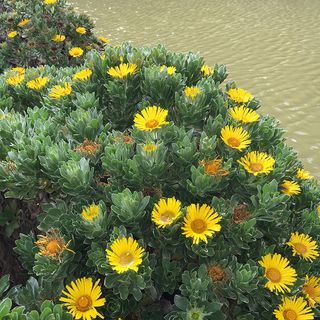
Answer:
[184,86,201,100]
[7,31,18,38]
[227,88,253,104]
[160,65,176,75]
[49,82,72,99]
[6,75,24,86]
[238,151,275,176]
[81,204,100,221]
[11,67,25,75]
[73,69,92,81]
[69,47,84,58]
[274,296,314,320]
[43,0,57,4]
[98,36,109,43]
[60,277,106,320]
[107,63,138,79]
[201,64,213,76]
[199,159,229,177]
[258,253,297,294]
[229,105,260,124]
[181,203,222,245]
[151,197,182,228]
[52,34,65,42]
[303,276,320,308]
[221,125,251,151]
[296,168,313,180]
[35,229,73,260]
[134,106,169,132]
[106,237,145,274]
[143,144,157,153]
[317,206,320,217]
[287,232,319,261]
[76,27,87,34]
[281,180,301,196]
[26,77,49,90]
[17,19,30,27]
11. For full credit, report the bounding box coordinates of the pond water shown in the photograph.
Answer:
[72,0,320,177]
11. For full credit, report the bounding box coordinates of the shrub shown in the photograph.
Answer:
[0,0,108,72]
[0,43,320,319]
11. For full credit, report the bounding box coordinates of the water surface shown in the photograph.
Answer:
[72,0,320,176]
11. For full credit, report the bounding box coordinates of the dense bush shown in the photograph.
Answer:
[0,43,320,320]
[0,0,108,72]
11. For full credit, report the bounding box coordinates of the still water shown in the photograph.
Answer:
[72,0,320,176]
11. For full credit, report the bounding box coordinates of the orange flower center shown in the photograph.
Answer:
[303,284,316,298]
[283,309,297,320]
[294,243,308,254]
[266,268,281,283]
[249,162,263,172]
[76,295,92,312]
[119,251,134,267]
[191,219,207,234]
[159,211,175,223]
[227,137,240,147]
[46,240,61,254]
[145,119,159,128]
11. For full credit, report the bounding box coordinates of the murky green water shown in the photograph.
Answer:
[72,0,320,176]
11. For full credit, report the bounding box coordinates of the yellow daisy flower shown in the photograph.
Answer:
[106,237,145,274]
[17,19,30,27]
[49,82,72,99]
[133,106,169,132]
[26,77,49,90]
[69,47,84,58]
[181,203,222,245]
[287,232,319,261]
[151,197,182,228]
[258,253,297,294]
[35,229,73,260]
[98,36,109,43]
[296,168,313,180]
[199,159,229,177]
[107,63,138,79]
[52,34,65,42]
[303,276,320,308]
[81,204,100,222]
[281,180,301,196]
[43,0,57,4]
[7,31,18,38]
[201,64,213,76]
[229,105,260,124]
[11,67,25,75]
[60,277,106,320]
[184,86,201,100]
[6,75,24,86]
[274,296,314,320]
[221,125,251,151]
[227,88,253,104]
[237,151,275,176]
[160,65,176,75]
[76,27,87,34]
[73,69,92,81]
[143,144,157,153]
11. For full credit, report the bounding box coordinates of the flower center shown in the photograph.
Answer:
[249,162,263,172]
[191,219,207,234]
[227,137,240,147]
[266,268,281,283]
[145,119,159,128]
[303,284,316,298]
[283,309,297,320]
[294,243,308,254]
[46,240,61,254]
[76,295,92,312]
[119,251,135,267]
[159,211,175,223]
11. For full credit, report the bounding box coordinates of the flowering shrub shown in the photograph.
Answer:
[0,43,320,320]
[0,0,108,72]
